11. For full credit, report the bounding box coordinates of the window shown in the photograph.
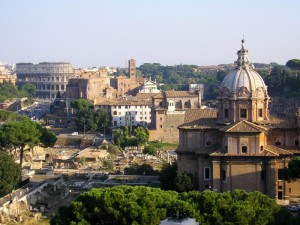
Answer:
[184,102,188,106]
[225,145,228,151]
[241,146,248,154]
[140,117,142,120]
[113,111,117,115]
[159,102,162,107]
[258,108,263,117]
[204,167,211,180]
[224,109,229,118]
[160,117,163,121]
[221,170,226,182]
[275,141,281,146]
[278,169,284,180]
[295,140,299,146]
[260,145,263,151]
[160,125,163,128]
[278,185,283,190]
[240,109,247,118]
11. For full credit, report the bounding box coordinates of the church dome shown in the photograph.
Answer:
[220,39,267,97]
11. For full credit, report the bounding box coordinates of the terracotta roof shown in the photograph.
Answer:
[153,93,165,99]
[176,144,221,154]
[165,90,197,98]
[136,93,157,100]
[221,120,268,133]
[178,109,220,129]
[265,145,294,155]
[95,97,151,106]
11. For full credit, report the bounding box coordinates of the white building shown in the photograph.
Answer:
[95,95,153,128]
[139,77,161,93]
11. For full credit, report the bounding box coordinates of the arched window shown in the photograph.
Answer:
[275,141,281,146]
[242,146,248,154]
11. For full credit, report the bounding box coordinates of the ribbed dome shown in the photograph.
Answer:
[221,68,266,93]
[220,39,267,95]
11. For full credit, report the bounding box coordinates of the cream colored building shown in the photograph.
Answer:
[177,40,300,201]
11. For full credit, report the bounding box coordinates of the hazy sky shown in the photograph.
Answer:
[1,0,300,68]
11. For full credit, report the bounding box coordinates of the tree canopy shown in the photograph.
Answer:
[0,81,36,103]
[112,126,149,149]
[0,119,41,168]
[286,59,300,70]
[71,99,93,110]
[0,152,21,197]
[284,157,300,182]
[37,125,57,147]
[51,186,286,225]
[20,83,36,99]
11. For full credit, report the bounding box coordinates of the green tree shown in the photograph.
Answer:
[286,59,300,70]
[20,83,36,99]
[51,186,197,225]
[174,172,194,193]
[0,152,21,197]
[0,120,41,168]
[143,145,157,155]
[284,157,300,181]
[70,99,93,110]
[160,162,178,190]
[51,186,283,225]
[0,81,18,103]
[38,125,57,147]
[75,108,97,132]
[134,126,149,147]
[0,110,28,123]
[94,109,112,132]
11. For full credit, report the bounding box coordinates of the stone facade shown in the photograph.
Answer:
[16,62,74,99]
[66,69,117,101]
[148,90,201,143]
[177,40,300,201]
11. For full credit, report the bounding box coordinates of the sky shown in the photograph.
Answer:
[1,0,300,68]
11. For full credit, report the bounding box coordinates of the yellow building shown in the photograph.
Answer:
[177,39,300,201]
